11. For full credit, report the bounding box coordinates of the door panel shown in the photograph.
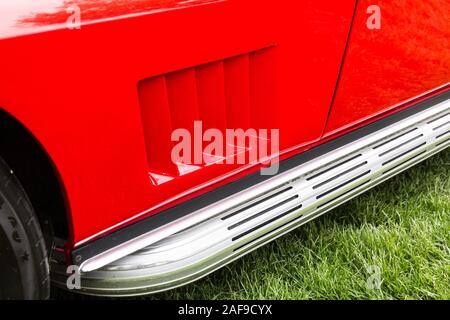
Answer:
[325,0,450,135]
[0,0,356,243]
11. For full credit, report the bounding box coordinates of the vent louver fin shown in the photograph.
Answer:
[224,54,251,130]
[138,76,179,177]
[138,47,277,185]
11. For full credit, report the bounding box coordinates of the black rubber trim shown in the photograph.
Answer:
[71,89,450,265]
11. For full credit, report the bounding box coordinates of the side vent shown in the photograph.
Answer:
[138,47,277,185]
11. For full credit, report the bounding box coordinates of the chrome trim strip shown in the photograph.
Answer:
[53,96,450,296]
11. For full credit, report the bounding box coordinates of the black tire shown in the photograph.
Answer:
[0,157,50,299]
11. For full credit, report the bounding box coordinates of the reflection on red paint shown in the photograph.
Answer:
[325,0,450,135]
[0,1,357,244]
[18,0,220,26]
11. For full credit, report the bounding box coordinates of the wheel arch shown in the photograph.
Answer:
[0,108,71,245]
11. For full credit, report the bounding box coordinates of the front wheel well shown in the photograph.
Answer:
[0,109,69,242]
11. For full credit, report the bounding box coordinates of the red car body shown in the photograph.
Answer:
[0,0,449,296]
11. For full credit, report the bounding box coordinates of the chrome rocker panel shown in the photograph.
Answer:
[53,96,450,296]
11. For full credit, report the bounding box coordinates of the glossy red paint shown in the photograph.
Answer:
[0,0,356,246]
[1,0,448,251]
[325,0,450,136]
[0,0,219,39]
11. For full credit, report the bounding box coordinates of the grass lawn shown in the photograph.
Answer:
[149,149,450,300]
[56,149,450,300]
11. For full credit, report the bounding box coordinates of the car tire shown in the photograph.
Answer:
[0,157,50,299]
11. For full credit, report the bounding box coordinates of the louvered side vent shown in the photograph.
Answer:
[138,47,277,185]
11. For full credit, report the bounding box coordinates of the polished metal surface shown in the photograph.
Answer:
[53,98,450,296]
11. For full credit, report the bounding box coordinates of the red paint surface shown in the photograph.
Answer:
[0,0,356,246]
[325,0,450,136]
[0,0,448,249]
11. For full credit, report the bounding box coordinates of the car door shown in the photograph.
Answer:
[325,0,450,135]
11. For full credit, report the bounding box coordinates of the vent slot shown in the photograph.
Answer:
[316,170,371,200]
[222,186,293,221]
[427,111,450,124]
[378,134,424,157]
[373,127,418,150]
[232,204,304,250]
[228,195,299,230]
[317,179,372,209]
[312,161,368,190]
[382,142,427,166]
[306,153,362,181]
[382,150,427,175]
[433,120,450,131]
[436,129,450,140]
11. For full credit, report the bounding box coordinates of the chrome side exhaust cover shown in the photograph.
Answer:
[53,97,450,296]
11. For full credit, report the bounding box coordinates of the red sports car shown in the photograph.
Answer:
[0,0,449,298]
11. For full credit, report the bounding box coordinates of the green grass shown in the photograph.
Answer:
[148,149,450,300]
